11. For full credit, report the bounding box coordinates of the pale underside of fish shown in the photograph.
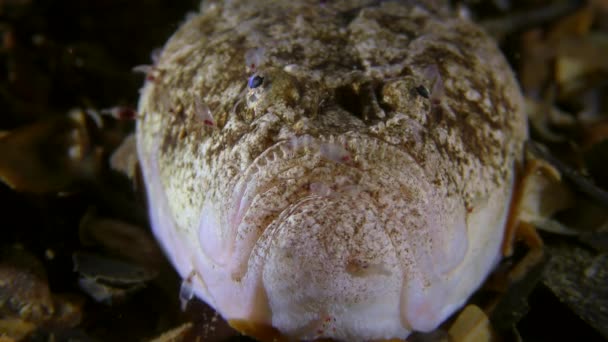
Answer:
[136,0,527,340]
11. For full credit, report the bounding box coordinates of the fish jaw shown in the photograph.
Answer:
[137,119,513,340]
[248,141,512,340]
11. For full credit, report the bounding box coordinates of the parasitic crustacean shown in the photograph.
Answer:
[136,0,530,340]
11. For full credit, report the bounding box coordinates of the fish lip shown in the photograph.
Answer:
[191,131,474,335]
[198,134,354,275]
[214,132,422,265]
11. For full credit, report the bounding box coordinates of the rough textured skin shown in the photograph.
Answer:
[136,0,527,340]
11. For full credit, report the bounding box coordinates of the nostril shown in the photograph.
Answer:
[335,84,363,118]
[334,82,388,120]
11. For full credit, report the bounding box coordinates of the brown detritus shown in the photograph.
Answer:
[448,305,497,342]
[228,320,287,342]
[502,157,556,257]
[525,96,575,143]
[507,222,545,283]
[484,246,548,334]
[0,319,36,341]
[100,106,140,121]
[0,111,100,193]
[47,294,84,329]
[543,242,608,339]
[72,252,157,285]
[0,246,54,323]
[78,207,165,269]
[527,141,608,207]
[110,133,138,182]
[480,1,587,40]
[148,322,194,342]
[72,252,157,305]
[502,166,527,258]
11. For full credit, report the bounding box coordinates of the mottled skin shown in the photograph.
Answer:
[136,0,526,340]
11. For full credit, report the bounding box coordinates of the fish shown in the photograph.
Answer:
[136,0,527,340]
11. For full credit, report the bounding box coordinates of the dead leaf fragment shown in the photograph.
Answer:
[487,250,548,332]
[546,3,594,40]
[0,110,100,193]
[78,207,164,268]
[555,34,608,97]
[581,119,608,149]
[48,294,84,329]
[148,322,194,342]
[526,141,608,208]
[110,133,138,181]
[543,242,608,339]
[525,90,577,141]
[73,252,157,285]
[73,252,157,305]
[517,156,576,235]
[0,319,35,341]
[448,305,495,342]
[0,246,53,323]
[584,139,608,191]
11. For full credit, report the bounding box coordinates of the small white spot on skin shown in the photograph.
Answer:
[483,97,493,108]
[180,271,195,311]
[319,142,351,164]
[194,98,215,126]
[68,145,83,159]
[150,47,162,65]
[422,64,445,106]
[132,64,154,74]
[85,109,103,128]
[584,255,605,278]
[245,47,266,73]
[283,64,299,73]
[184,11,198,22]
[247,93,259,108]
[100,106,138,120]
[465,89,481,102]
[288,134,314,152]
[430,73,445,103]
[309,182,332,197]
[294,15,307,30]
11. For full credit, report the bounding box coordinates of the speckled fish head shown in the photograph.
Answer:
[136,0,526,340]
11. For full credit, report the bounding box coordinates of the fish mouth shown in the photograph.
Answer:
[198,131,468,277]
[196,132,470,331]
[198,134,364,276]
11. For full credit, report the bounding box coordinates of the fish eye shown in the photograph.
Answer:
[415,85,430,99]
[248,75,264,88]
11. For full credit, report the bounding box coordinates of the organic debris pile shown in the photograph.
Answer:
[1,0,607,341]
